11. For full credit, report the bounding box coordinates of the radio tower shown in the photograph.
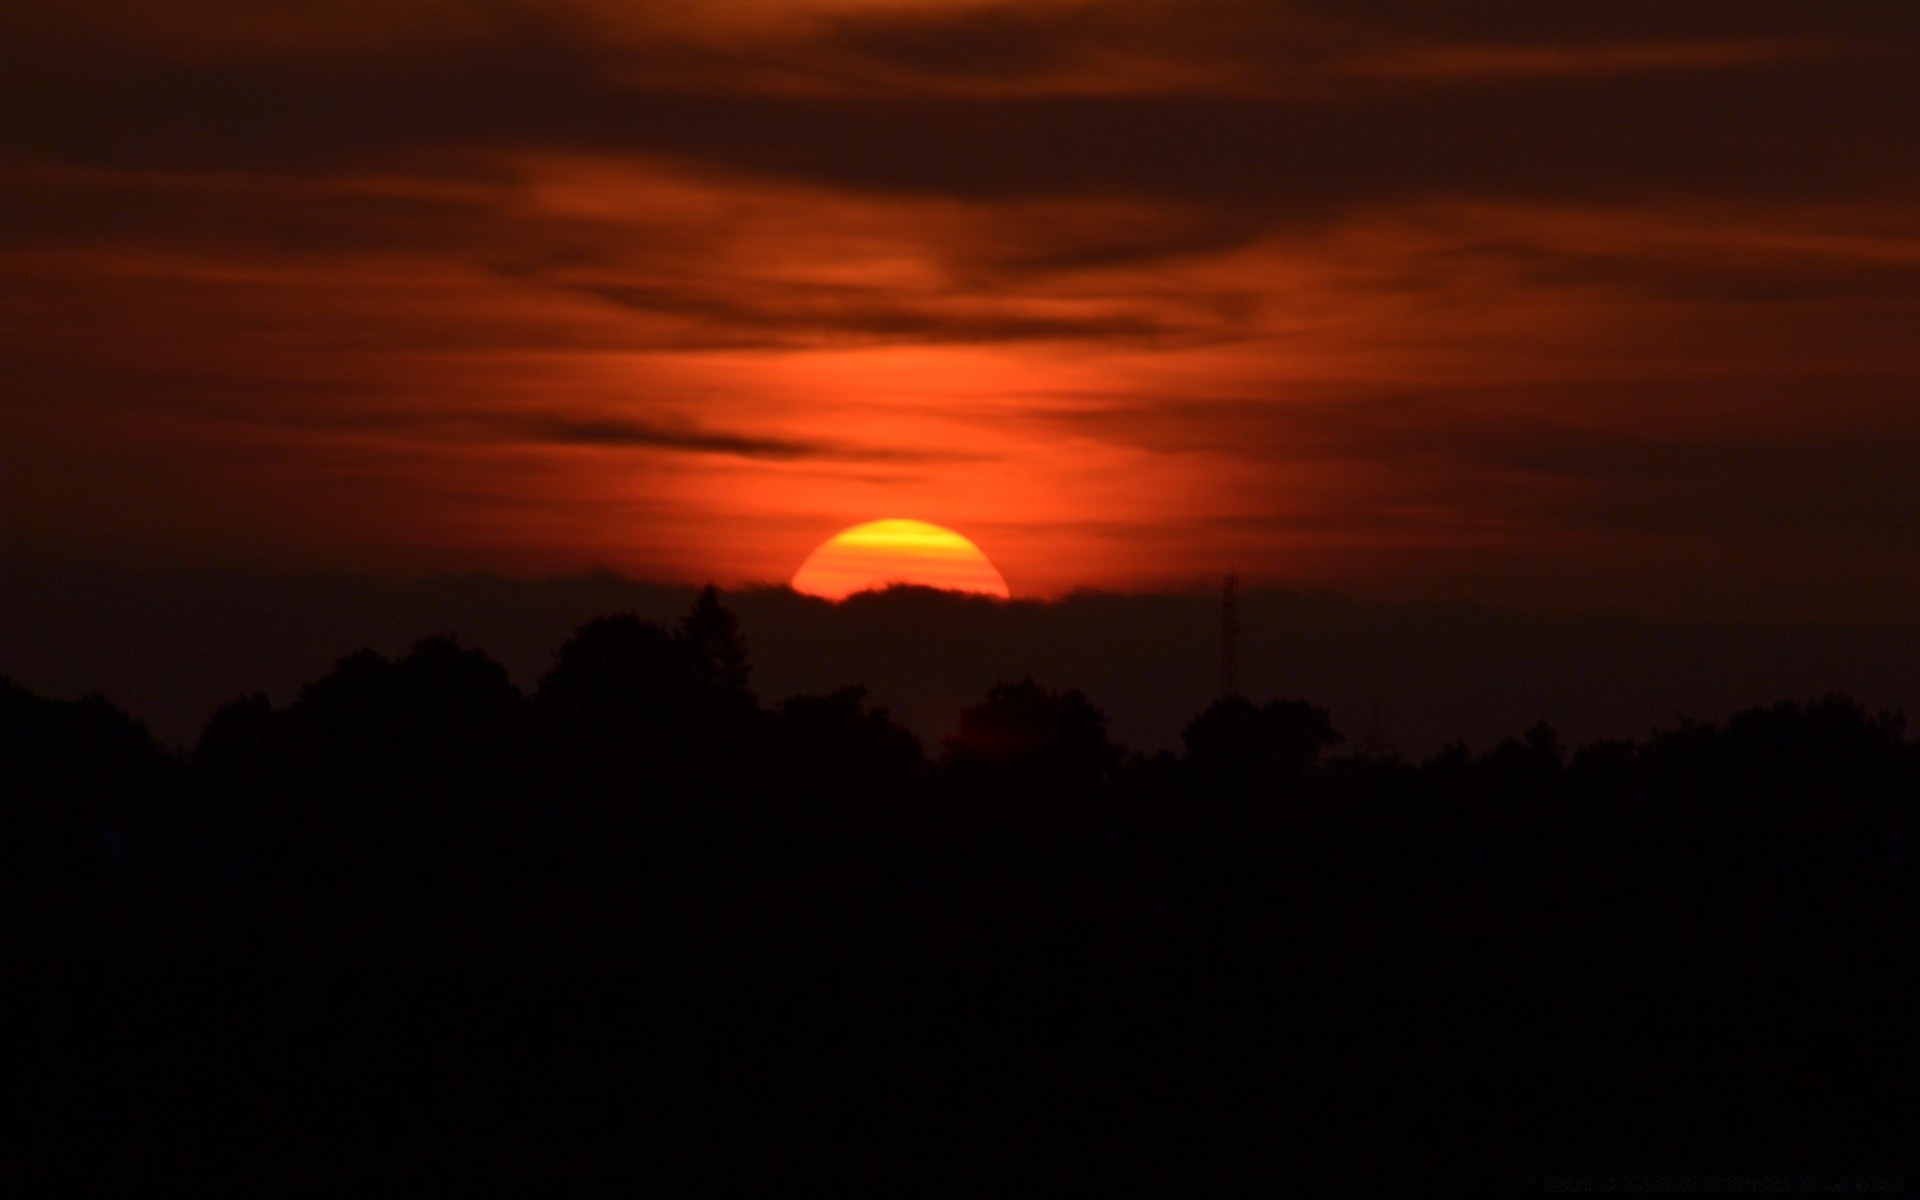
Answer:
[1221,569,1240,698]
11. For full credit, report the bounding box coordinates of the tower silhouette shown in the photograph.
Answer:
[1221,570,1240,698]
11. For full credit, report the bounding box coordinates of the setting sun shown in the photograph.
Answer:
[790,519,1011,601]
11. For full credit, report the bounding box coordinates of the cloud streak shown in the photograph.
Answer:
[529,414,975,463]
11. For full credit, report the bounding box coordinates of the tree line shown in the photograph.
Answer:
[7,588,1916,1187]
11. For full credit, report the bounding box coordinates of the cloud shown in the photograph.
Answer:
[573,281,1198,347]
[528,414,973,463]
[4,1,1915,215]
[3,0,1920,619]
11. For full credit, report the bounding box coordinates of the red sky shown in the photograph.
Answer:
[4,1,1919,621]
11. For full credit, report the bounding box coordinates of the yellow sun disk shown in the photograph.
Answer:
[790,519,1011,601]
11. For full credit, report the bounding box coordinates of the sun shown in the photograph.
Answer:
[791,519,1011,601]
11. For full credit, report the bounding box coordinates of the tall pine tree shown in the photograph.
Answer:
[676,585,750,696]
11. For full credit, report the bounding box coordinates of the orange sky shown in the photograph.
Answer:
[4,1,1920,621]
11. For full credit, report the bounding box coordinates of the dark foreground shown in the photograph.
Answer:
[8,593,1915,1188]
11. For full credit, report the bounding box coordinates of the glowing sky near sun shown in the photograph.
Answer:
[4,1,1920,620]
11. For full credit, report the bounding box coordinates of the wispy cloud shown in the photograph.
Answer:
[528,414,978,463]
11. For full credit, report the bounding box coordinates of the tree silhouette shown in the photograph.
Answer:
[536,613,696,722]
[943,676,1120,792]
[1,675,165,890]
[678,583,751,696]
[1476,720,1565,800]
[1180,695,1342,797]
[222,637,529,887]
[6,595,1920,1189]
[776,685,925,799]
[527,597,768,886]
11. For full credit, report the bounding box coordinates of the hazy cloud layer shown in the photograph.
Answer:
[3,1,1919,619]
